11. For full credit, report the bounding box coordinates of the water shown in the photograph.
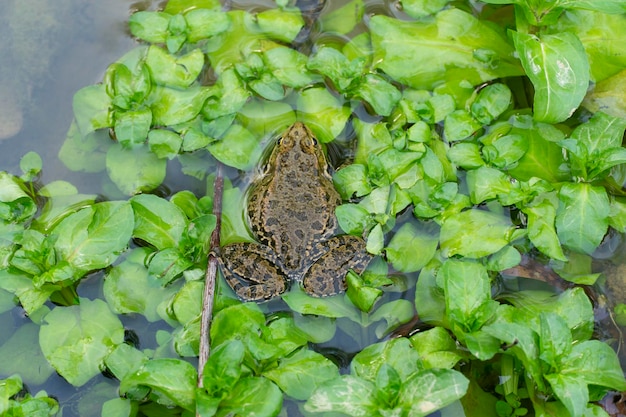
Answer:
[0,0,137,183]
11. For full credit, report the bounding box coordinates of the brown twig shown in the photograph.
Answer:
[197,162,224,392]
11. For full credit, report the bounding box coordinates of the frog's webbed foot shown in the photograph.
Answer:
[218,243,289,302]
[303,235,373,297]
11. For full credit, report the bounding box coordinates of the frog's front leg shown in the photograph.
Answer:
[218,243,289,301]
[303,235,373,297]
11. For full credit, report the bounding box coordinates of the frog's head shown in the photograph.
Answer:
[270,122,329,174]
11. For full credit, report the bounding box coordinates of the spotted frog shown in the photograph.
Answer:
[218,122,372,301]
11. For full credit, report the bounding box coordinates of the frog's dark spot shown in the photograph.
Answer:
[311,220,324,231]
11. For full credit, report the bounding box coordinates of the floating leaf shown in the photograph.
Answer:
[39,298,125,386]
[53,201,133,272]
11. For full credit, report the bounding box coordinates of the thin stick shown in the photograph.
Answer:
[197,162,224,390]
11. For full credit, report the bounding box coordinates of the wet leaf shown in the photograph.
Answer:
[120,358,197,411]
[386,222,438,273]
[304,375,377,416]
[218,377,283,417]
[0,172,36,223]
[556,183,609,254]
[440,209,515,258]
[0,323,55,385]
[106,143,167,195]
[370,10,522,90]
[145,46,204,88]
[131,194,187,250]
[399,369,469,416]
[512,31,590,123]
[207,124,262,170]
[39,298,125,386]
[53,201,133,272]
[263,348,339,400]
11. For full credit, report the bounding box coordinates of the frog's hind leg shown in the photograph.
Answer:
[218,243,289,301]
[303,235,373,297]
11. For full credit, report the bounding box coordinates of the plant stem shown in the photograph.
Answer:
[197,162,224,391]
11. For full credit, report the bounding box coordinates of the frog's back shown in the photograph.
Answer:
[248,123,341,276]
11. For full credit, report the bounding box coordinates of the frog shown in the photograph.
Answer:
[218,122,372,301]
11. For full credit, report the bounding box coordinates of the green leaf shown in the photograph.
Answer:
[263,47,315,88]
[0,323,55,385]
[263,348,339,400]
[53,201,133,272]
[352,338,422,382]
[282,290,360,321]
[202,340,245,397]
[219,377,283,417]
[297,87,351,143]
[150,85,211,125]
[256,8,304,43]
[131,194,187,250]
[148,129,182,159]
[466,166,512,204]
[511,31,590,123]
[19,151,42,181]
[304,375,377,416]
[556,183,609,254]
[386,222,438,273]
[39,298,125,386]
[0,172,36,223]
[440,209,515,258]
[444,110,482,142]
[506,121,568,183]
[545,373,588,417]
[104,343,148,381]
[184,9,230,42]
[410,326,464,369]
[114,108,152,145]
[207,124,262,170]
[128,11,171,43]
[370,10,522,90]
[72,84,112,135]
[399,0,448,18]
[524,197,567,261]
[145,46,204,88]
[470,83,512,124]
[356,74,402,116]
[399,369,469,417]
[569,111,626,156]
[319,0,364,34]
[333,164,372,200]
[103,248,178,322]
[120,358,197,411]
[59,123,109,174]
[539,312,572,369]
[441,260,497,333]
[562,340,626,390]
[583,69,626,118]
[106,143,167,195]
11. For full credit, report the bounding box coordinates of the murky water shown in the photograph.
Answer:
[0,0,137,182]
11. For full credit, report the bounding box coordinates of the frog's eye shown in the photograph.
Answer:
[302,136,317,148]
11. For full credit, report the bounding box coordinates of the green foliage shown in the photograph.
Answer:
[0,374,58,416]
[3,0,626,416]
